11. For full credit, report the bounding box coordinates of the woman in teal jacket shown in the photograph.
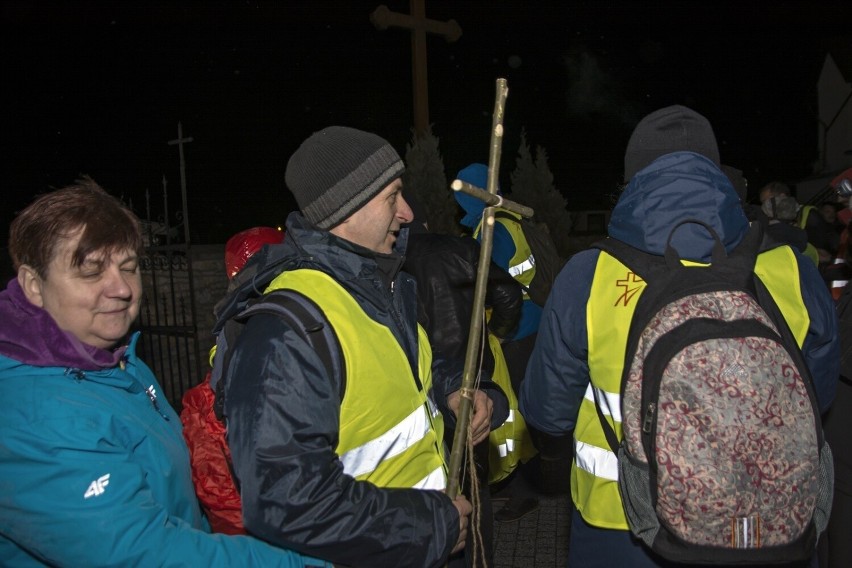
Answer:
[0,178,327,567]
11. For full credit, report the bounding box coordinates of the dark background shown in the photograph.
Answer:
[1,0,850,250]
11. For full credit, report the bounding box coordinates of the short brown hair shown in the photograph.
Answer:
[9,176,142,277]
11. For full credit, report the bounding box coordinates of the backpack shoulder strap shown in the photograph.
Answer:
[588,238,663,453]
[592,237,663,283]
[241,289,345,391]
[212,288,345,420]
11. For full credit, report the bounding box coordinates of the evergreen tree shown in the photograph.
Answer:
[402,126,460,236]
[509,130,573,256]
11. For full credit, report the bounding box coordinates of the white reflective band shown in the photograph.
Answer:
[832,280,848,288]
[584,383,622,423]
[498,443,508,458]
[505,409,515,423]
[834,258,845,265]
[575,440,619,481]
[508,255,535,278]
[340,406,431,478]
[506,438,515,452]
[426,393,440,418]
[413,465,447,490]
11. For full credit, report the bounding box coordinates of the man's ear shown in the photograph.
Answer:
[17,265,45,308]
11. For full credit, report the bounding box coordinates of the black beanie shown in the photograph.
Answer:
[720,164,748,203]
[285,126,405,229]
[623,105,720,181]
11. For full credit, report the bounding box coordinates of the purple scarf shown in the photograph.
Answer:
[0,278,127,370]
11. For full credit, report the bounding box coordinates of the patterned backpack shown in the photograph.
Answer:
[593,220,833,565]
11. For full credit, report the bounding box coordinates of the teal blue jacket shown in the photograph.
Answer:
[0,328,327,567]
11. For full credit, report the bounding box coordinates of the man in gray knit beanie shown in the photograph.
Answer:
[220,125,513,568]
[286,126,406,231]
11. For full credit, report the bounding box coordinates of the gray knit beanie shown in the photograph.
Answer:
[623,105,720,181]
[285,126,405,229]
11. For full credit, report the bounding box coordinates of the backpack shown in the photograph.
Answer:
[181,287,344,534]
[495,211,564,307]
[591,220,833,565]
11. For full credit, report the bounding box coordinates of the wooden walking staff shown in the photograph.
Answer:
[445,78,534,498]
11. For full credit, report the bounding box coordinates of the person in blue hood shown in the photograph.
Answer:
[0,178,328,567]
[454,163,543,522]
[454,163,543,345]
[519,105,839,567]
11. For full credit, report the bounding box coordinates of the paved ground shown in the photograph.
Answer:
[491,492,572,568]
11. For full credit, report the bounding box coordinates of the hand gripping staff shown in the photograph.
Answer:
[446,78,534,499]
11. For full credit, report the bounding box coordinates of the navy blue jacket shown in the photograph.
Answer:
[222,212,508,568]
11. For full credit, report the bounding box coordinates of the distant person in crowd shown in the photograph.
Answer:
[761,192,820,266]
[221,126,509,567]
[520,105,839,567]
[403,193,531,563]
[760,181,838,264]
[720,163,758,218]
[824,170,852,300]
[454,162,543,521]
[821,168,852,568]
[180,225,284,535]
[0,178,327,567]
[820,201,845,236]
[822,240,852,568]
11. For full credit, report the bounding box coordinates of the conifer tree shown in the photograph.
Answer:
[402,126,460,236]
[509,130,573,256]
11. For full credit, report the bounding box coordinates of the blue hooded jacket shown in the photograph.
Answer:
[520,152,839,438]
[0,278,327,567]
[455,163,542,340]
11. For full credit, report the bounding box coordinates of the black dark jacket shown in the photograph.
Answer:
[404,232,523,377]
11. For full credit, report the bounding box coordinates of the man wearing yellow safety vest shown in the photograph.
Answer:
[520,105,839,567]
[221,126,509,568]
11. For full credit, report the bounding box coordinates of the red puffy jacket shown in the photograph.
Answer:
[180,373,245,534]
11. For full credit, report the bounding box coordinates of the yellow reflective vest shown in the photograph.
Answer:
[797,205,822,266]
[574,244,811,529]
[266,268,449,490]
[474,210,536,294]
[486,332,537,484]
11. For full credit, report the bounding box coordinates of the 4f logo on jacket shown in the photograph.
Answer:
[84,473,110,498]
[614,271,644,307]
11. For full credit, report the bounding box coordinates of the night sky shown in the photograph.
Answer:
[1,0,850,249]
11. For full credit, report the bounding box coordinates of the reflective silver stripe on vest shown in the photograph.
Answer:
[339,405,432,478]
[831,258,848,290]
[584,383,622,423]
[508,254,535,278]
[496,438,517,458]
[574,440,619,481]
[413,465,447,490]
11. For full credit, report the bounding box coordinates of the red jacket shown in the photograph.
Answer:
[180,372,245,534]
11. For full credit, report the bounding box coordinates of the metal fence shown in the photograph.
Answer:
[136,124,201,410]
[137,238,200,411]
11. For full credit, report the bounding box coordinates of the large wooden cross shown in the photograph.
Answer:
[371,0,462,135]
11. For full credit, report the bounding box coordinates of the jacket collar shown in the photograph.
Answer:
[0,278,128,370]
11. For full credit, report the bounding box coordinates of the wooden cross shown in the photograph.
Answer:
[371,0,462,135]
[167,122,194,246]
